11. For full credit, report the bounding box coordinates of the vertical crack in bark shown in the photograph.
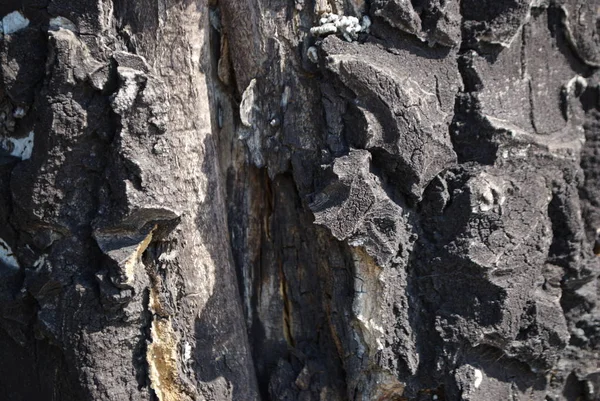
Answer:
[143,240,194,401]
[279,252,295,348]
[522,24,538,135]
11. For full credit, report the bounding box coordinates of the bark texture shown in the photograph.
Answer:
[0,0,598,400]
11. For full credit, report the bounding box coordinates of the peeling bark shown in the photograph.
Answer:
[0,0,599,400]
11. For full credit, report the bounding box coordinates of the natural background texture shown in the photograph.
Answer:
[0,0,598,400]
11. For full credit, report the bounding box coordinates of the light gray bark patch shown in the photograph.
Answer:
[371,0,461,47]
[461,0,534,47]
[1,11,29,35]
[320,37,458,200]
[310,149,413,266]
[0,0,598,400]
[561,0,600,67]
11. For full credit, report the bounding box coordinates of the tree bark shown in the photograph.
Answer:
[0,0,598,400]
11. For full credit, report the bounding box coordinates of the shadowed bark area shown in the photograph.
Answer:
[0,0,598,400]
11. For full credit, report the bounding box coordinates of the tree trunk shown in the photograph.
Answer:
[0,0,598,400]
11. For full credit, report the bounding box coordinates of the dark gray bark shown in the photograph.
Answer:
[0,0,598,400]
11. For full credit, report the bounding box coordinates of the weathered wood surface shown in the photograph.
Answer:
[0,0,598,400]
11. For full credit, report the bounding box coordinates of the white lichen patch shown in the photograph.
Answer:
[361,15,371,32]
[158,249,179,263]
[1,11,30,35]
[1,131,35,160]
[14,131,34,160]
[468,172,506,213]
[565,75,588,96]
[110,67,147,114]
[13,107,26,119]
[33,254,47,269]
[307,46,319,63]
[310,13,370,41]
[238,79,265,167]
[0,238,19,270]
[473,368,483,388]
[183,342,192,362]
[356,313,386,351]
[49,16,78,32]
[280,86,291,110]
[239,78,258,128]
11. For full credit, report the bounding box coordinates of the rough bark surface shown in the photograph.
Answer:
[0,0,598,400]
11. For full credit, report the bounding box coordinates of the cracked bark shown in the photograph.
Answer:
[0,0,599,400]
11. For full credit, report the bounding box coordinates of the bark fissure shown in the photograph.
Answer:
[0,0,599,400]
